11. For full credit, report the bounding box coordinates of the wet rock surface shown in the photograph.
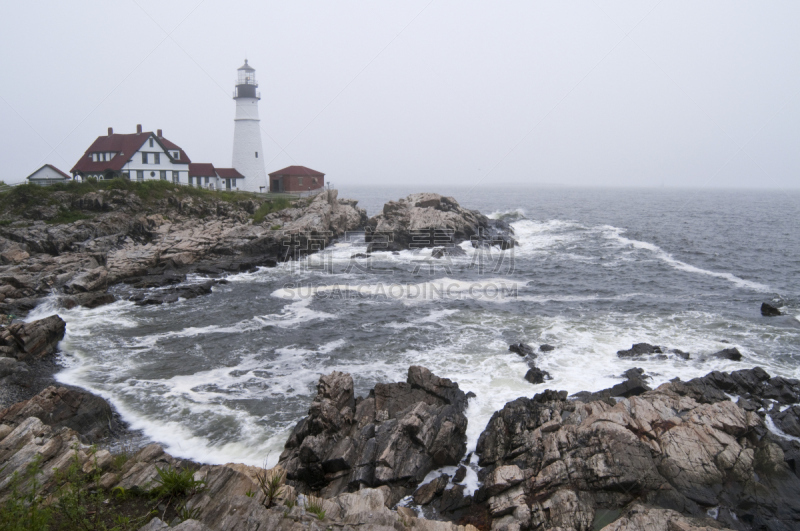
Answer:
[475,368,800,531]
[278,366,469,501]
[365,193,515,252]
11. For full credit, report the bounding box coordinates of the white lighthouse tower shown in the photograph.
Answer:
[232,60,268,192]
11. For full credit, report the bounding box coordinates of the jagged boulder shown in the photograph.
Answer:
[279,366,469,500]
[761,302,782,316]
[475,371,800,531]
[617,343,662,357]
[0,314,66,361]
[365,193,514,252]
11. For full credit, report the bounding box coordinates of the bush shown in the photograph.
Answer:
[0,455,51,531]
[151,465,205,499]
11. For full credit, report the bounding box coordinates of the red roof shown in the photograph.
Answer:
[26,164,71,181]
[268,165,324,177]
[215,168,244,179]
[70,131,191,175]
[158,137,191,164]
[189,163,216,177]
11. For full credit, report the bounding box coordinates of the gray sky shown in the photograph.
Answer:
[2,1,799,188]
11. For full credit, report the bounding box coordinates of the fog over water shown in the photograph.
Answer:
[2,2,800,188]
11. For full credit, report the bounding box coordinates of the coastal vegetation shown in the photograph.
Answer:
[252,197,292,223]
[0,447,206,531]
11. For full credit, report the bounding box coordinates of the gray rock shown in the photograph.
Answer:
[773,405,800,438]
[762,302,783,316]
[0,314,66,361]
[509,343,535,357]
[412,474,449,505]
[477,372,800,530]
[365,193,514,252]
[0,385,113,439]
[617,343,662,357]
[713,347,742,361]
[137,517,169,531]
[524,367,551,384]
[279,366,468,499]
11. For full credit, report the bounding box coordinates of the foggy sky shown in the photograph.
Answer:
[1,1,799,188]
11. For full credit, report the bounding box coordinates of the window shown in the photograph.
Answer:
[150,171,155,178]
[137,171,144,182]
[154,153,160,164]
[232,179,236,188]
[204,177,209,185]
[141,152,148,164]
[173,171,179,184]
[160,170,166,180]
[173,151,179,160]
[149,138,154,147]
[122,171,129,180]
[255,151,258,158]
[313,177,318,184]
[298,177,303,185]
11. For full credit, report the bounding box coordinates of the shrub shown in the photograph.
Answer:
[255,464,285,508]
[151,465,205,499]
[0,455,51,531]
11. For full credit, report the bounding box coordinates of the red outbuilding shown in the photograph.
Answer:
[268,166,324,194]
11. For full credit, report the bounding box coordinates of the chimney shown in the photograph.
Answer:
[108,127,113,136]
[136,124,142,134]
[157,129,162,137]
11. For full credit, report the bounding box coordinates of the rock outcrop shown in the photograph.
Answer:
[475,368,800,531]
[365,193,515,252]
[0,385,113,440]
[761,302,782,316]
[279,366,469,501]
[0,188,366,316]
[0,414,477,531]
[0,314,65,361]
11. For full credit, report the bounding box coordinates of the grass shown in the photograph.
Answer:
[255,464,286,508]
[253,198,293,223]
[46,210,93,225]
[0,449,208,531]
[303,495,326,521]
[0,179,267,221]
[151,465,205,499]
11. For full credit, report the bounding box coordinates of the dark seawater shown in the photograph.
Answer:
[27,186,800,470]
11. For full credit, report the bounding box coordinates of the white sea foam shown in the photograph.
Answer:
[601,226,772,292]
[765,414,800,445]
[488,208,527,221]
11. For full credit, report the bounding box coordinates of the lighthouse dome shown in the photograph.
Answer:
[237,59,255,72]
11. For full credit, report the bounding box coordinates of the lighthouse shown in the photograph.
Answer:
[231,60,268,192]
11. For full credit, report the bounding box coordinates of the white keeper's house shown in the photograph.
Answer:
[70,125,245,191]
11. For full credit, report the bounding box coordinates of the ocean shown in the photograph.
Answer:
[26,186,800,471]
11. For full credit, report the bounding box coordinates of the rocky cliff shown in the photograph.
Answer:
[0,185,366,316]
